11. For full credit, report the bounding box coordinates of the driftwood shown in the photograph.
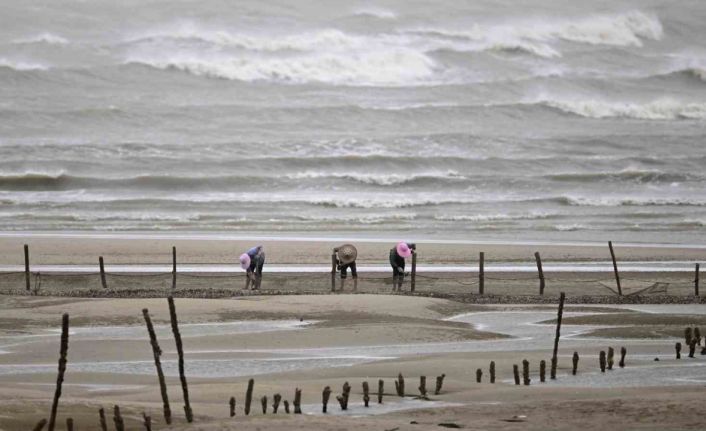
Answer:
[322,386,331,413]
[435,374,445,395]
[245,379,254,415]
[294,388,302,414]
[113,405,125,431]
[48,313,69,431]
[513,365,520,385]
[551,292,566,379]
[539,360,546,382]
[522,360,530,386]
[572,352,579,375]
[599,351,606,373]
[229,397,236,417]
[619,347,627,368]
[168,297,193,422]
[98,408,107,431]
[363,381,370,407]
[395,373,405,397]
[490,361,496,383]
[142,308,171,424]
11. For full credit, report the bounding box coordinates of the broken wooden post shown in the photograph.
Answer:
[522,360,530,385]
[66,418,73,431]
[435,374,445,394]
[172,246,177,289]
[142,413,151,431]
[167,297,193,422]
[331,252,337,292]
[273,393,281,413]
[322,386,331,413]
[48,313,69,431]
[99,256,107,289]
[98,408,107,431]
[284,400,290,414]
[696,263,700,296]
[411,250,417,292]
[395,373,405,396]
[551,292,566,380]
[142,308,171,425]
[245,379,254,415]
[572,352,579,375]
[33,419,47,431]
[261,396,268,414]
[113,405,125,431]
[229,397,236,417]
[378,379,384,404]
[335,382,351,410]
[479,252,485,294]
[676,342,681,359]
[607,347,615,370]
[489,361,496,383]
[689,339,696,358]
[535,252,545,295]
[599,351,606,373]
[619,347,626,368]
[362,381,370,407]
[513,365,520,385]
[418,376,427,398]
[540,360,546,382]
[294,388,302,414]
[24,244,30,291]
[476,368,482,383]
[608,241,622,296]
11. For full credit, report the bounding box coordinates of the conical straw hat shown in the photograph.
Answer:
[338,244,357,264]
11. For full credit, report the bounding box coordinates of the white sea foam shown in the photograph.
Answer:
[0,58,48,71]
[12,32,69,45]
[351,6,397,20]
[538,98,706,120]
[287,170,463,186]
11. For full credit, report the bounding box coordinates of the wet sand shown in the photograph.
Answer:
[1,295,705,430]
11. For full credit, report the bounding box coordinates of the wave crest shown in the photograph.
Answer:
[538,98,706,120]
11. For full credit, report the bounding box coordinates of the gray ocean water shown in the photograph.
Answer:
[1,0,705,243]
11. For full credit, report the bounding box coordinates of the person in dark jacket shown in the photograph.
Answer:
[389,242,415,291]
[333,243,358,291]
[241,245,265,290]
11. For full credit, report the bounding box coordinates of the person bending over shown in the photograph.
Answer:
[333,244,358,291]
[240,245,265,290]
[390,242,415,291]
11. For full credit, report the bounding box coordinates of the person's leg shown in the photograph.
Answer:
[339,263,349,291]
[255,254,265,289]
[350,262,358,291]
[245,270,252,290]
[397,263,405,291]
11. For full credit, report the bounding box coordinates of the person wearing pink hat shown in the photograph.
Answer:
[242,245,265,290]
[389,242,415,291]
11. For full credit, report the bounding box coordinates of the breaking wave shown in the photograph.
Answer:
[537,98,706,120]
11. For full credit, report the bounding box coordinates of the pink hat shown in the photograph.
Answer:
[396,242,412,258]
[239,253,251,270]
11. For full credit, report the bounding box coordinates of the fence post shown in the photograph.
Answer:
[608,241,622,296]
[48,314,69,431]
[551,292,566,379]
[535,252,545,295]
[410,251,417,292]
[142,309,171,424]
[330,252,337,292]
[479,252,485,294]
[99,256,107,289]
[167,297,192,422]
[172,246,177,289]
[696,263,700,296]
[24,244,30,291]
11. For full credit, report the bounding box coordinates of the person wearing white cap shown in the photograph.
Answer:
[239,245,265,290]
[389,242,415,291]
[333,244,358,291]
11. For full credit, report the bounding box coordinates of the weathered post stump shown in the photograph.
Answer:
[395,373,405,397]
[113,405,125,431]
[273,393,281,413]
[607,347,614,370]
[66,418,73,431]
[294,388,302,414]
[676,342,682,359]
[618,347,627,368]
[363,381,370,407]
[48,314,69,431]
[572,352,579,375]
[98,408,108,431]
[490,361,496,383]
[599,351,606,373]
[322,386,331,413]
[245,379,254,415]
[229,397,236,417]
[378,379,384,404]
[284,400,290,414]
[689,339,696,358]
[476,368,482,383]
[168,297,193,422]
[522,360,530,386]
[142,309,171,425]
[540,360,546,382]
[513,365,520,385]
[261,396,268,414]
[551,292,566,380]
[435,374,445,394]
[418,376,427,398]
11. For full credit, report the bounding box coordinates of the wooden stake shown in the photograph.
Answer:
[284,400,290,414]
[294,388,302,414]
[696,263,700,296]
[476,368,482,383]
[98,408,107,431]
[322,386,331,413]
[572,352,579,375]
[535,252,545,295]
[142,413,151,431]
[411,251,417,292]
[273,393,281,413]
[167,297,193,422]
[245,379,254,415]
[513,365,520,385]
[331,252,337,292]
[66,418,73,431]
[599,351,606,373]
[99,256,107,289]
[489,361,496,384]
[608,242,622,296]
[261,396,268,414]
[362,381,370,407]
[522,360,530,386]
[607,347,615,370]
[335,382,350,410]
[142,308,171,424]
[540,360,546,382]
[619,347,626,368]
[676,342,681,359]
[378,379,384,404]
[24,244,30,291]
[479,252,485,294]
[113,405,125,431]
[435,374,445,394]
[551,292,566,379]
[32,419,47,431]
[172,246,177,289]
[418,376,427,398]
[395,373,405,397]
[229,397,236,417]
[48,313,69,431]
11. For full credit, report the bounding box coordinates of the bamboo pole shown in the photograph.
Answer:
[479,252,485,294]
[245,379,254,415]
[551,292,565,379]
[99,256,107,289]
[608,242,622,296]
[535,252,545,295]
[167,297,193,422]
[98,408,107,431]
[24,244,30,291]
[142,308,171,424]
[411,251,417,292]
[172,246,177,289]
[48,313,69,431]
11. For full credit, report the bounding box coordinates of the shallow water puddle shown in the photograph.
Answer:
[303,398,465,416]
